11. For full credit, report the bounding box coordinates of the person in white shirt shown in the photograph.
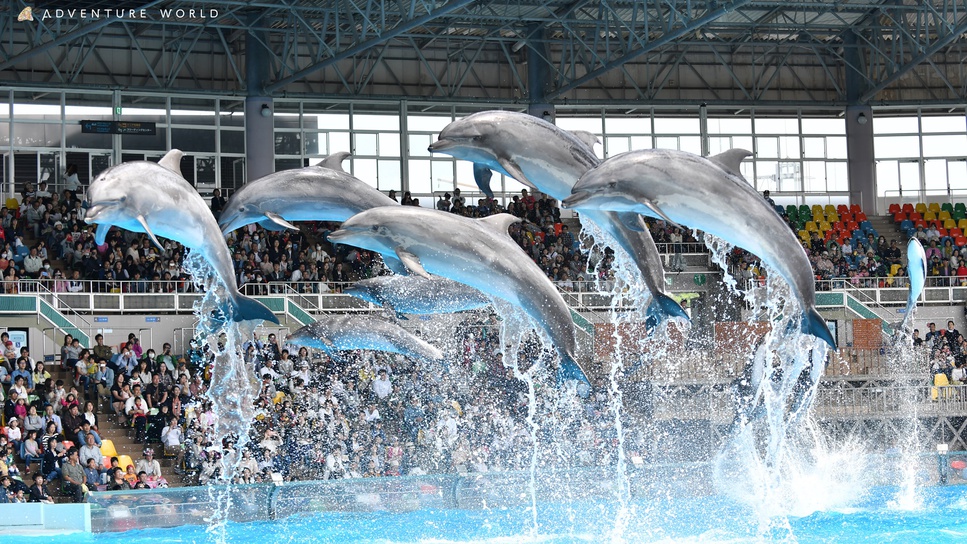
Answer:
[161,418,185,474]
[371,369,392,400]
[135,448,162,478]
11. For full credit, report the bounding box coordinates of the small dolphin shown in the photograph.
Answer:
[897,238,927,335]
[217,163,397,235]
[286,315,443,361]
[429,111,686,324]
[84,149,278,324]
[327,207,587,384]
[344,275,491,318]
[563,148,835,349]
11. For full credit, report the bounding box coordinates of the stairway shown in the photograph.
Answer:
[868,215,908,245]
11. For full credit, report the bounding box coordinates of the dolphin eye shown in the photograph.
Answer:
[238,206,245,213]
[608,181,617,188]
[371,225,380,232]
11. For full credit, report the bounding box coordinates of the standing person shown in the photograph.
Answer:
[210,188,227,220]
[63,164,81,198]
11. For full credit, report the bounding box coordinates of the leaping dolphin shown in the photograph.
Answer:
[217,162,397,236]
[563,148,836,350]
[428,111,686,325]
[327,207,587,384]
[84,149,278,324]
[286,315,443,362]
[897,238,927,336]
[344,275,491,319]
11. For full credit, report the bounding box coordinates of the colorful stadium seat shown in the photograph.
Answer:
[837,204,850,215]
[929,202,941,213]
[924,211,937,222]
[888,203,901,215]
[805,221,819,232]
[942,203,954,214]
[915,203,927,214]
[958,219,967,231]
[902,203,914,214]
[940,211,952,221]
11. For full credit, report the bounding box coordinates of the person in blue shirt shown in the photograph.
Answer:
[10,358,32,390]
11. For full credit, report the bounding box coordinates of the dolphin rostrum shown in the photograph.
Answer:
[429,111,687,325]
[344,275,491,319]
[84,149,278,324]
[286,315,443,361]
[563,148,836,349]
[327,207,587,383]
[218,163,397,236]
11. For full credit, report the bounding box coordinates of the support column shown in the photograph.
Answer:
[844,30,876,213]
[245,19,274,182]
[525,24,554,123]
[846,105,875,213]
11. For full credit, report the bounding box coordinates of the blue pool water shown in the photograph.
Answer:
[7,485,967,543]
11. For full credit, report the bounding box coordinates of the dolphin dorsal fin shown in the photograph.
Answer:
[480,213,522,234]
[708,149,752,178]
[569,130,600,150]
[158,149,185,177]
[320,151,351,173]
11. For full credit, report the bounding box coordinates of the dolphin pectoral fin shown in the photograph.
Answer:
[649,293,691,324]
[382,255,409,276]
[473,164,495,199]
[640,199,683,230]
[395,248,430,279]
[136,215,165,251]
[258,219,288,232]
[230,292,280,324]
[94,223,112,245]
[480,213,522,234]
[497,157,533,188]
[708,149,752,178]
[263,212,300,231]
[617,212,647,232]
[158,149,185,177]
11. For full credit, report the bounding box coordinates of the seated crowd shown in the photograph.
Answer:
[0,312,629,501]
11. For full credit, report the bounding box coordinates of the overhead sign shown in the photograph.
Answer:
[80,120,156,135]
[94,317,108,322]
[145,317,160,322]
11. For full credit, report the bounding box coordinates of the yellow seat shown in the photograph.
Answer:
[117,454,134,470]
[805,221,819,233]
[890,264,902,276]
[826,212,839,223]
[916,203,928,214]
[811,204,823,216]
[813,212,825,223]
[100,439,118,458]
[940,210,952,221]
[819,221,832,233]
[3,198,17,211]
[924,211,937,222]
[929,202,942,213]
[959,219,967,231]
[944,219,957,230]
[824,204,837,217]
[798,230,810,243]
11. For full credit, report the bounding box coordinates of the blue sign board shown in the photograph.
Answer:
[94,317,108,322]
[145,317,160,323]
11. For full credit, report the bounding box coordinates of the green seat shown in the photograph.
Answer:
[955,210,966,222]
[785,204,798,217]
[798,205,810,219]
[956,202,967,215]
[942,202,954,214]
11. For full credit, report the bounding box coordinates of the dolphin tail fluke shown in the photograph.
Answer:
[559,351,591,387]
[803,307,836,350]
[652,293,690,323]
[230,292,280,324]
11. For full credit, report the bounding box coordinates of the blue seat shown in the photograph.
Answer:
[900,219,913,231]
[775,205,786,216]
[860,220,872,231]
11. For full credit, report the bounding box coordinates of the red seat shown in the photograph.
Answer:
[957,236,967,248]
[834,221,845,231]
[847,221,860,231]
[909,212,922,222]
[856,212,867,222]
[939,228,949,237]
[838,204,851,215]
[888,203,901,214]
[915,220,927,229]
[893,213,906,223]
[902,203,914,214]
[836,236,845,246]
[952,228,963,238]
[850,204,861,214]
[934,220,944,229]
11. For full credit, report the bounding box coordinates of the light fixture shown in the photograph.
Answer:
[856,112,868,125]
[260,104,271,118]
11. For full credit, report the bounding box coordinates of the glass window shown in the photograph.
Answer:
[754,117,798,134]
[558,116,603,133]
[826,137,848,159]
[408,160,431,193]
[801,118,844,135]
[827,162,848,192]
[315,113,350,131]
[378,133,401,157]
[920,115,965,133]
[431,161,454,191]
[803,137,825,158]
[756,137,779,158]
[353,158,378,188]
[707,117,752,134]
[630,135,652,152]
[409,134,431,157]
[354,114,399,131]
[606,137,630,156]
[924,159,947,194]
[755,161,778,192]
[329,132,350,153]
[354,133,377,156]
[679,136,701,155]
[654,117,699,134]
[803,161,827,192]
[221,130,245,154]
[922,134,967,158]
[655,136,679,150]
[273,132,301,155]
[777,162,802,192]
[377,160,401,191]
[605,117,650,134]
[779,136,800,159]
[407,115,451,132]
[873,116,918,134]
[874,136,920,159]
[709,137,732,155]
